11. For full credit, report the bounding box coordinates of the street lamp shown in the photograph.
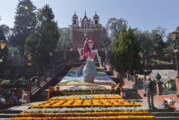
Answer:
[27,54,32,66]
[24,6,29,10]
[0,40,8,63]
[139,51,146,81]
[0,40,7,49]
[139,51,144,57]
[170,32,179,75]
[139,51,145,65]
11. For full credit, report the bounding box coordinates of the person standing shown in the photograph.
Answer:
[144,76,156,109]
[11,92,19,105]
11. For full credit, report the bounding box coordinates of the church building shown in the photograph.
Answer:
[72,12,100,50]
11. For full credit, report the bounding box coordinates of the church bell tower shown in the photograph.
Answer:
[72,12,100,50]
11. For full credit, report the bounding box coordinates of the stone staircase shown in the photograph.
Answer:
[32,75,65,101]
[122,88,179,119]
[0,101,43,120]
[2,67,179,120]
[124,88,142,99]
[151,111,179,120]
[1,109,179,120]
[32,89,48,101]
[0,109,21,119]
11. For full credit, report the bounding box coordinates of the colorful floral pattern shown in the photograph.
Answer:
[11,66,156,120]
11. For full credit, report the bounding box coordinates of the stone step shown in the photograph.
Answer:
[151,112,179,120]
[0,118,11,120]
[0,113,18,118]
[32,89,48,101]
[156,116,179,120]
[8,111,179,120]
[0,110,21,114]
[12,113,151,117]
[0,110,20,119]
[150,111,179,120]
[10,116,156,120]
[124,88,137,92]
[104,70,111,76]
[110,76,120,83]
[124,88,142,99]
[151,111,179,116]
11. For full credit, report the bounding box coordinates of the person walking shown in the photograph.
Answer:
[144,76,156,109]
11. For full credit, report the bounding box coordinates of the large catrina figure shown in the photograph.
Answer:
[82,38,103,83]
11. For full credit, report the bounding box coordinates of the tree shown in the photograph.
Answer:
[56,27,71,51]
[11,0,36,56]
[176,26,179,32]
[166,26,179,49]
[110,27,142,75]
[106,18,128,43]
[151,27,166,54]
[165,26,179,63]
[134,30,153,55]
[0,27,8,77]
[26,5,60,72]
[99,25,111,50]
[0,24,11,40]
[0,27,6,41]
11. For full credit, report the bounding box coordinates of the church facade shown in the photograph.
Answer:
[72,12,100,50]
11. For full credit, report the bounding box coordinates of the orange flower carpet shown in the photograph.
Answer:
[11,67,156,120]
[11,95,155,120]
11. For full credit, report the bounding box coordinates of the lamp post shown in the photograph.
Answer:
[27,54,32,66]
[27,54,32,83]
[139,51,145,80]
[170,32,179,75]
[139,51,144,64]
[170,32,179,97]
[49,52,53,75]
[0,40,7,63]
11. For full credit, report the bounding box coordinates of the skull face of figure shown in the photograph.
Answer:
[88,39,94,49]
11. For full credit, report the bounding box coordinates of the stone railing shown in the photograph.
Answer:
[104,63,179,103]
[145,64,176,70]
[29,59,82,100]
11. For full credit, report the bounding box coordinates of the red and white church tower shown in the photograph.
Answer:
[72,12,100,50]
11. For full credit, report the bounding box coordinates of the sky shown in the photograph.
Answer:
[0,0,179,36]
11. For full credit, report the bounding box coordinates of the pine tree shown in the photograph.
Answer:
[110,27,142,75]
[0,27,8,74]
[0,27,6,41]
[11,0,36,56]
[56,27,72,51]
[26,5,60,72]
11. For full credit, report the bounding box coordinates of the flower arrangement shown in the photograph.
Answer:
[55,83,115,87]
[11,66,156,120]
[23,106,149,113]
[12,115,156,120]
[18,111,150,116]
[49,89,114,96]
[30,95,141,108]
